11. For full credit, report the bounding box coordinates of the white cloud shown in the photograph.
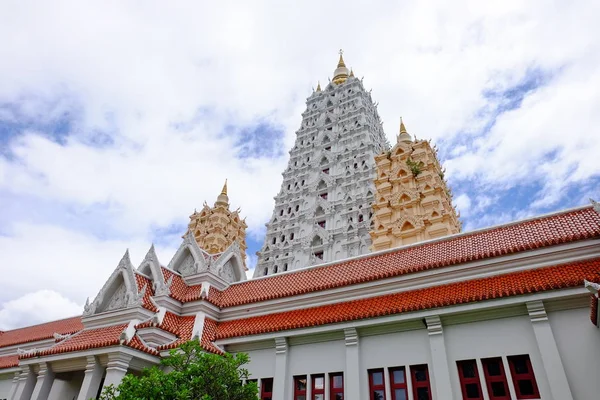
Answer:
[0,290,82,331]
[0,0,599,328]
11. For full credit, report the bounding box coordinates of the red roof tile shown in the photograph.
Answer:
[135,273,158,312]
[0,316,83,349]
[156,315,195,351]
[208,207,600,308]
[161,268,202,303]
[200,318,222,354]
[0,354,19,369]
[214,258,600,340]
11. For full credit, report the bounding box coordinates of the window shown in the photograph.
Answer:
[457,360,483,400]
[325,146,331,151]
[317,220,326,228]
[410,365,432,400]
[261,378,273,400]
[358,215,364,222]
[389,367,408,400]
[272,237,276,244]
[296,205,300,211]
[273,265,278,273]
[322,168,330,174]
[368,369,386,400]
[330,373,344,400]
[294,375,307,400]
[508,355,539,399]
[263,268,268,276]
[481,358,510,400]
[312,374,325,400]
[290,233,295,240]
[314,251,324,260]
[280,209,284,216]
[283,263,288,271]
[320,193,328,200]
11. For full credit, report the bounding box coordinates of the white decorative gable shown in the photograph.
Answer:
[83,250,146,316]
[138,244,171,296]
[166,232,209,277]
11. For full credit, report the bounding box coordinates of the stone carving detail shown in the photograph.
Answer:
[106,284,128,311]
[221,261,235,283]
[179,253,196,276]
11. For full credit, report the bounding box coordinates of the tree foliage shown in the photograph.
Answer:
[99,340,258,400]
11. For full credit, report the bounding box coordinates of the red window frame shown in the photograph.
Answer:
[329,372,344,400]
[410,364,432,400]
[457,360,484,400]
[294,375,308,400]
[481,357,511,400]
[260,378,273,400]
[507,355,540,399]
[312,374,325,400]
[389,367,408,400]
[368,369,386,400]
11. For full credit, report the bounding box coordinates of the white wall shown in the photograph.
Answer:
[245,348,276,381]
[444,315,550,400]
[288,340,346,377]
[47,372,84,400]
[549,307,600,400]
[0,373,14,400]
[360,329,431,400]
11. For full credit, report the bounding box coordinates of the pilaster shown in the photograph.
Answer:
[7,370,21,400]
[425,315,453,400]
[77,356,105,400]
[30,362,55,400]
[273,337,288,400]
[101,352,133,394]
[344,327,360,400]
[12,366,36,400]
[526,300,574,400]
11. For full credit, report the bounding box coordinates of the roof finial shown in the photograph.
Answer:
[400,117,408,134]
[316,81,322,92]
[221,179,228,196]
[350,68,354,77]
[337,49,346,68]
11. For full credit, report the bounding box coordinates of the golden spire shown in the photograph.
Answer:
[316,81,322,92]
[349,68,354,77]
[332,49,350,84]
[398,117,412,143]
[221,179,228,195]
[400,117,408,135]
[337,50,346,68]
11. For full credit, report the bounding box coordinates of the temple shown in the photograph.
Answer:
[1,53,600,400]
[254,52,389,277]
[370,119,461,250]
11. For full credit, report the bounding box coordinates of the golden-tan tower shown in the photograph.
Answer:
[370,120,461,250]
[186,180,248,268]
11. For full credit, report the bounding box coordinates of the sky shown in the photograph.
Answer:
[1,0,599,331]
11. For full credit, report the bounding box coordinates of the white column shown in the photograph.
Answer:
[307,374,312,400]
[273,337,288,400]
[77,356,105,400]
[344,327,360,400]
[384,367,392,400]
[526,300,574,400]
[12,366,36,400]
[30,362,55,400]
[425,316,454,400]
[475,359,490,400]
[101,353,132,394]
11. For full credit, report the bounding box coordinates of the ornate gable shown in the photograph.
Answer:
[83,250,146,316]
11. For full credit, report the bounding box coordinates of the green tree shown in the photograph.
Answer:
[99,340,258,400]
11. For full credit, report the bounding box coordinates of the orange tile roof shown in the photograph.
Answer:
[200,318,222,354]
[203,207,600,308]
[156,314,195,351]
[135,273,158,312]
[0,316,83,349]
[214,258,600,340]
[0,354,19,369]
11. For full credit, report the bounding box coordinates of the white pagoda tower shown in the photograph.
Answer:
[254,52,389,277]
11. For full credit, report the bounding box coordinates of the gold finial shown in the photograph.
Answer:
[400,117,408,134]
[221,179,228,195]
[337,49,346,68]
[316,81,322,91]
[349,68,354,77]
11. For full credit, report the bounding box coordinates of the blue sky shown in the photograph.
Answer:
[1,0,599,330]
